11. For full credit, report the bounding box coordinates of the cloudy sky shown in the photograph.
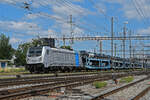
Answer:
[0,0,150,56]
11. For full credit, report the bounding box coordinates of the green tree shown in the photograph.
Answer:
[31,38,42,47]
[14,43,31,66]
[14,38,41,66]
[14,38,54,66]
[0,34,14,59]
[60,45,73,50]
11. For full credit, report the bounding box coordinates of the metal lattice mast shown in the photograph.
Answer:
[114,43,117,57]
[70,15,74,47]
[129,30,132,58]
[111,17,114,57]
[100,40,102,54]
[123,22,127,59]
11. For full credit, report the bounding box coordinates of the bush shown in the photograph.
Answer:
[93,81,107,88]
[60,46,73,50]
[120,76,134,83]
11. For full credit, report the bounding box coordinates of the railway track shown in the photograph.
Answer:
[0,70,145,82]
[0,74,100,88]
[0,75,113,100]
[131,85,150,100]
[0,71,149,100]
[0,72,135,100]
[0,72,99,82]
[91,75,150,100]
[0,72,106,87]
[0,70,147,88]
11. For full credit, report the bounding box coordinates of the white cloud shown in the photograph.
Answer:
[27,29,58,38]
[0,20,57,38]
[0,20,63,39]
[25,1,92,19]
[104,0,124,4]
[103,0,150,20]
[51,2,92,37]
[0,0,93,40]
[14,33,25,37]
[137,26,150,35]
[0,0,23,4]
[23,0,92,38]
[52,3,90,17]
[26,12,67,23]
[26,13,39,19]
[10,37,22,44]
[71,0,84,2]
[95,2,106,14]
[31,0,52,8]
[0,21,40,32]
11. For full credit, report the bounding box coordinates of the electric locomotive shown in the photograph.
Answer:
[26,46,83,73]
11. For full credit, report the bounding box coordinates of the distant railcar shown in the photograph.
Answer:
[84,57,111,70]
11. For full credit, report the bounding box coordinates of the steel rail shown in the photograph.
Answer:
[0,74,100,88]
[0,71,148,100]
[91,76,150,100]
[0,74,106,89]
[0,72,134,100]
[0,71,146,88]
[0,72,99,82]
[0,75,112,100]
[131,86,150,100]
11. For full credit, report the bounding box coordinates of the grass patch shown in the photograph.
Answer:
[93,81,107,88]
[0,67,27,73]
[120,76,134,83]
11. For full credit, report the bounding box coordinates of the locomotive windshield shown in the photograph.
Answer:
[28,47,42,57]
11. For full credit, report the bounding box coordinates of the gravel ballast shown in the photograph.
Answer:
[139,87,150,100]
[105,77,150,100]
[18,75,148,100]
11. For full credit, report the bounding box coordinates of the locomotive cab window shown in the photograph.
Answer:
[29,51,34,54]
[36,50,42,56]
[28,47,42,57]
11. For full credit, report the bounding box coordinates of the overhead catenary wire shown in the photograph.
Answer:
[57,0,85,14]
[136,0,150,24]
[87,0,112,35]
[63,0,109,33]
[62,0,109,32]
[34,0,106,33]
[138,0,148,17]
[8,1,101,33]
[88,0,110,19]
[131,0,148,26]
[5,0,110,36]
[135,0,147,19]
[2,0,150,41]
[56,0,109,33]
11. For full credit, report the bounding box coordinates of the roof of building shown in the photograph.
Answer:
[0,60,11,62]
